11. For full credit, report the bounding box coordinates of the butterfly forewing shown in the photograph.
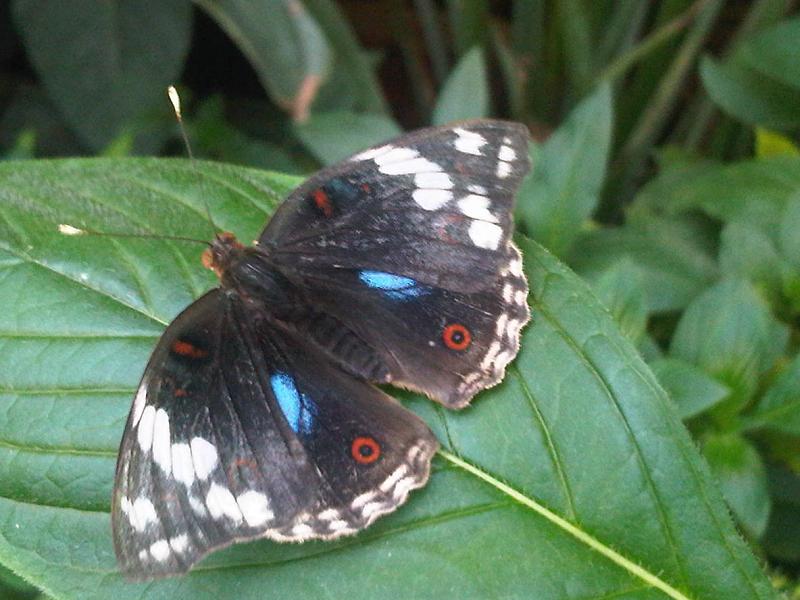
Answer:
[263,121,530,293]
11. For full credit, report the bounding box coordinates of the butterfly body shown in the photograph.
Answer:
[113,120,531,579]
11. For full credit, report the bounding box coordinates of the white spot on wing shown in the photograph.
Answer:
[171,443,194,486]
[131,386,147,426]
[292,523,314,537]
[136,405,156,453]
[457,194,499,223]
[237,490,274,527]
[496,313,509,336]
[351,144,392,162]
[453,128,487,155]
[190,437,218,480]
[412,189,452,210]
[150,540,170,562]
[498,145,516,161]
[152,409,171,474]
[415,172,453,189]
[380,157,442,175]
[206,483,243,523]
[496,161,512,178]
[374,146,417,165]
[468,221,503,249]
[169,534,189,554]
[128,497,158,532]
[468,184,488,195]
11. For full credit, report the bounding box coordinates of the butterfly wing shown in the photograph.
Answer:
[262,120,530,293]
[113,290,437,579]
[259,120,530,407]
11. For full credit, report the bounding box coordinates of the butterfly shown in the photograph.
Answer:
[112,120,532,579]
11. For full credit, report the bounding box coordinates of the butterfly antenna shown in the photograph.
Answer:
[167,85,220,239]
[58,223,210,246]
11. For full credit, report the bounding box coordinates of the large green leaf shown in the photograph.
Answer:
[516,84,613,257]
[0,159,777,599]
[12,0,192,152]
[193,0,332,118]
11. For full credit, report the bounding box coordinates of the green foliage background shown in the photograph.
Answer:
[1,1,799,598]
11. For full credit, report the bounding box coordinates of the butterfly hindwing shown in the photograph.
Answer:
[287,243,530,408]
[113,290,438,579]
[263,120,530,293]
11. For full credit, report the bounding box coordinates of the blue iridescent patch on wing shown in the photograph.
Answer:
[270,372,314,434]
[358,270,430,300]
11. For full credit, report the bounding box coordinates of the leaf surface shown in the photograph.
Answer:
[0,159,776,599]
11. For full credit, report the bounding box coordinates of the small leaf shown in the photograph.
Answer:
[670,278,788,413]
[779,197,800,269]
[294,111,402,164]
[650,358,730,420]
[591,259,647,344]
[745,352,800,436]
[432,46,489,125]
[719,221,784,302]
[194,0,332,119]
[633,155,800,239]
[516,83,613,257]
[570,214,717,313]
[703,434,771,539]
[12,0,192,151]
[761,465,800,562]
[0,563,40,600]
[755,128,800,158]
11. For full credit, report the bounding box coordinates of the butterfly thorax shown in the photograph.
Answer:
[202,232,295,311]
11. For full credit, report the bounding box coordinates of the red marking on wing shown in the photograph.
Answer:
[442,323,472,351]
[351,436,381,464]
[313,188,334,218]
[171,340,209,359]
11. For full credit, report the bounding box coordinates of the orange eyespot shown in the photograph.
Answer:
[442,323,471,351]
[171,340,208,359]
[312,188,333,218]
[351,436,381,464]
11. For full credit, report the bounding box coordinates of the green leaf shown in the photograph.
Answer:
[737,17,800,91]
[702,434,771,539]
[0,563,41,600]
[779,197,800,269]
[745,352,800,436]
[670,278,788,414]
[650,358,730,420]
[634,155,800,238]
[294,111,402,165]
[591,259,648,344]
[0,159,777,598]
[700,56,800,130]
[446,0,489,55]
[431,46,489,125]
[300,0,388,114]
[761,465,800,562]
[570,214,718,313]
[755,128,800,158]
[516,83,613,257]
[193,0,332,118]
[719,222,784,302]
[11,0,191,152]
